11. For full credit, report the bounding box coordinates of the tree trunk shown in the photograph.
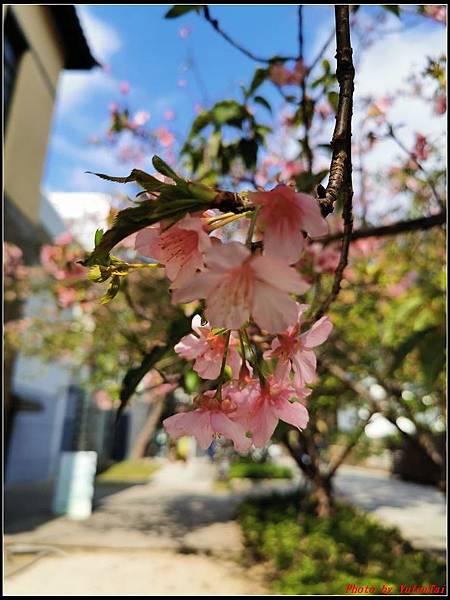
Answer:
[283,430,334,518]
[130,396,165,460]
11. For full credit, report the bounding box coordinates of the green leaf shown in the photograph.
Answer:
[94,228,104,247]
[152,155,183,183]
[88,168,168,193]
[165,5,204,19]
[327,91,340,113]
[184,370,200,393]
[101,275,121,304]
[211,100,247,127]
[238,138,259,169]
[295,170,329,194]
[247,68,268,97]
[253,95,272,114]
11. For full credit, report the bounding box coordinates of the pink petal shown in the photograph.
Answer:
[300,316,333,348]
[194,356,222,380]
[204,241,250,272]
[227,346,242,379]
[210,412,252,453]
[275,399,309,430]
[174,333,208,360]
[251,255,310,295]
[252,281,302,334]
[135,226,160,258]
[293,350,317,387]
[297,192,329,237]
[204,275,252,329]
[263,218,305,264]
[163,410,213,450]
[249,405,279,448]
[171,271,221,304]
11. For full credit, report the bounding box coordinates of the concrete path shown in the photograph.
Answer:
[4,459,269,596]
[4,460,446,595]
[335,465,446,553]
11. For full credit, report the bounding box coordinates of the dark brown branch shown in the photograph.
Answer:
[202,6,297,64]
[312,6,354,321]
[321,211,446,243]
[320,5,355,217]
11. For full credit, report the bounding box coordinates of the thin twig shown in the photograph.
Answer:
[387,124,445,210]
[202,6,297,63]
[298,6,313,172]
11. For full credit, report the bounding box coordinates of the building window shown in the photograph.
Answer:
[4,11,28,125]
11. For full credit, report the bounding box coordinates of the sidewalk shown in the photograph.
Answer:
[4,459,268,595]
[4,459,446,595]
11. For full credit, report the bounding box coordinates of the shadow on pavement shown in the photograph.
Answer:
[5,481,140,535]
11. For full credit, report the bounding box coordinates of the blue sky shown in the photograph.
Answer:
[43,5,446,198]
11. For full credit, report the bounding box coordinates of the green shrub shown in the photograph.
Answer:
[239,492,446,595]
[229,460,293,480]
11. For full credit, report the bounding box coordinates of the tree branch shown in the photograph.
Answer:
[321,211,446,244]
[202,6,297,64]
[313,6,354,321]
[319,5,355,217]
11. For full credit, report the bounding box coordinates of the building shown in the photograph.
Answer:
[4,5,98,481]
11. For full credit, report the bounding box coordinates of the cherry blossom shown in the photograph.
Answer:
[135,213,211,289]
[172,241,310,333]
[163,390,252,452]
[245,376,310,448]
[265,305,333,389]
[250,184,329,264]
[174,315,241,380]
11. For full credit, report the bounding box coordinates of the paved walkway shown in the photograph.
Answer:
[4,460,446,595]
[335,465,446,553]
[4,459,272,595]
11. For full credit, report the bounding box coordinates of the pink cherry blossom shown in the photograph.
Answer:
[163,390,252,452]
[132,110,150,127]
[250,184,329,264]
[135,213,211,289]
[265,305,333,389]
[119,81,130,95]
[154,126,175,148]
[434,94,446,115]
[174,315,241,380]
[172,241,310,333]
[307,242,340,274]
[164,109,176,121]
[413,134,429,161]
[245,376,310,447]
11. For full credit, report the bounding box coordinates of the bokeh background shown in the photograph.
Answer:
[4,4,446,596]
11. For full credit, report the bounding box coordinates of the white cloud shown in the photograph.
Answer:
[54,8,123,115]
[76,6,122,63]
[46,192,112,250]
[55,70,117,115]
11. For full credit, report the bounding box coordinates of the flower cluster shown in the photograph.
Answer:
[127,175,333,452]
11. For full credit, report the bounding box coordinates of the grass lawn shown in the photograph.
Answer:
[239,491,446,595]
[96,459,160,483]
[229,459,293,480]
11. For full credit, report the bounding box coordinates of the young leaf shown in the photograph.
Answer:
[165,5,204,19]
[253,96,272,114]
